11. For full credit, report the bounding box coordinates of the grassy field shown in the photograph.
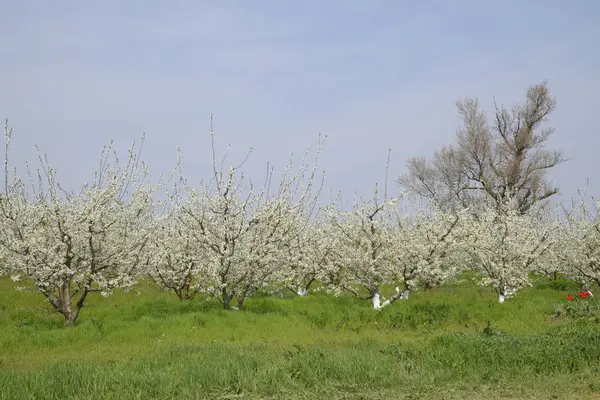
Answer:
[1,277,599,399]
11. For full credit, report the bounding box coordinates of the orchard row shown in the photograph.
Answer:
[0,126,598,326]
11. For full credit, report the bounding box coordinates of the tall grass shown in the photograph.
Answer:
[1,277,599,399]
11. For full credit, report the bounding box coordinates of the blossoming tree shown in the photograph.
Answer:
[322,185,398,310]
[150,121,325,308]
[387,205,464,300]
[554,198,600,288]
[278,216,335,296]
[460,202,558,303]
[0,124,156,325]
[323,179,466,310]
[146,208,207,300]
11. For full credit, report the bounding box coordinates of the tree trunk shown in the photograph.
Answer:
[57,283,81,326]
[63,310,79,326]
[372,291,382,310]
[222,288,232,310]
[236,296,246,310]
[498,286,515,304]
[372,288,408,310]
[297,286,308,297]
[176,289,196,301]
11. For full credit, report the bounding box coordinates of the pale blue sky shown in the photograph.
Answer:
[1,0,599,205]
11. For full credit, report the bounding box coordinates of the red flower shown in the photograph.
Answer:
[579,291,589,299]
[566,295,574,301]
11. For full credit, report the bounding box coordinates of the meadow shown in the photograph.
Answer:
[1,276,599,400]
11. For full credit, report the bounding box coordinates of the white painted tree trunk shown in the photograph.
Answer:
[297,286,308,297]
[371,289,409,310]
[372,292,383,310]
[498,293,505,304]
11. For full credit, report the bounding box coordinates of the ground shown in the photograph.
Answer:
[0,277,599,399]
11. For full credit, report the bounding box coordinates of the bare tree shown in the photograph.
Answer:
[398,81,566,214]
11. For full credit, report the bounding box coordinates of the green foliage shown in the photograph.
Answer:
[1,277,600,399]
[539,276,580,291]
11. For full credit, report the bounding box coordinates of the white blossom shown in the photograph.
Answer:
[459,202,558,303]
[0,127,155,325]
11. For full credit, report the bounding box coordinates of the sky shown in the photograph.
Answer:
[1,0,599,208]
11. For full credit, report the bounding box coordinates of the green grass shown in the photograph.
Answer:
[1,277,599,399]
